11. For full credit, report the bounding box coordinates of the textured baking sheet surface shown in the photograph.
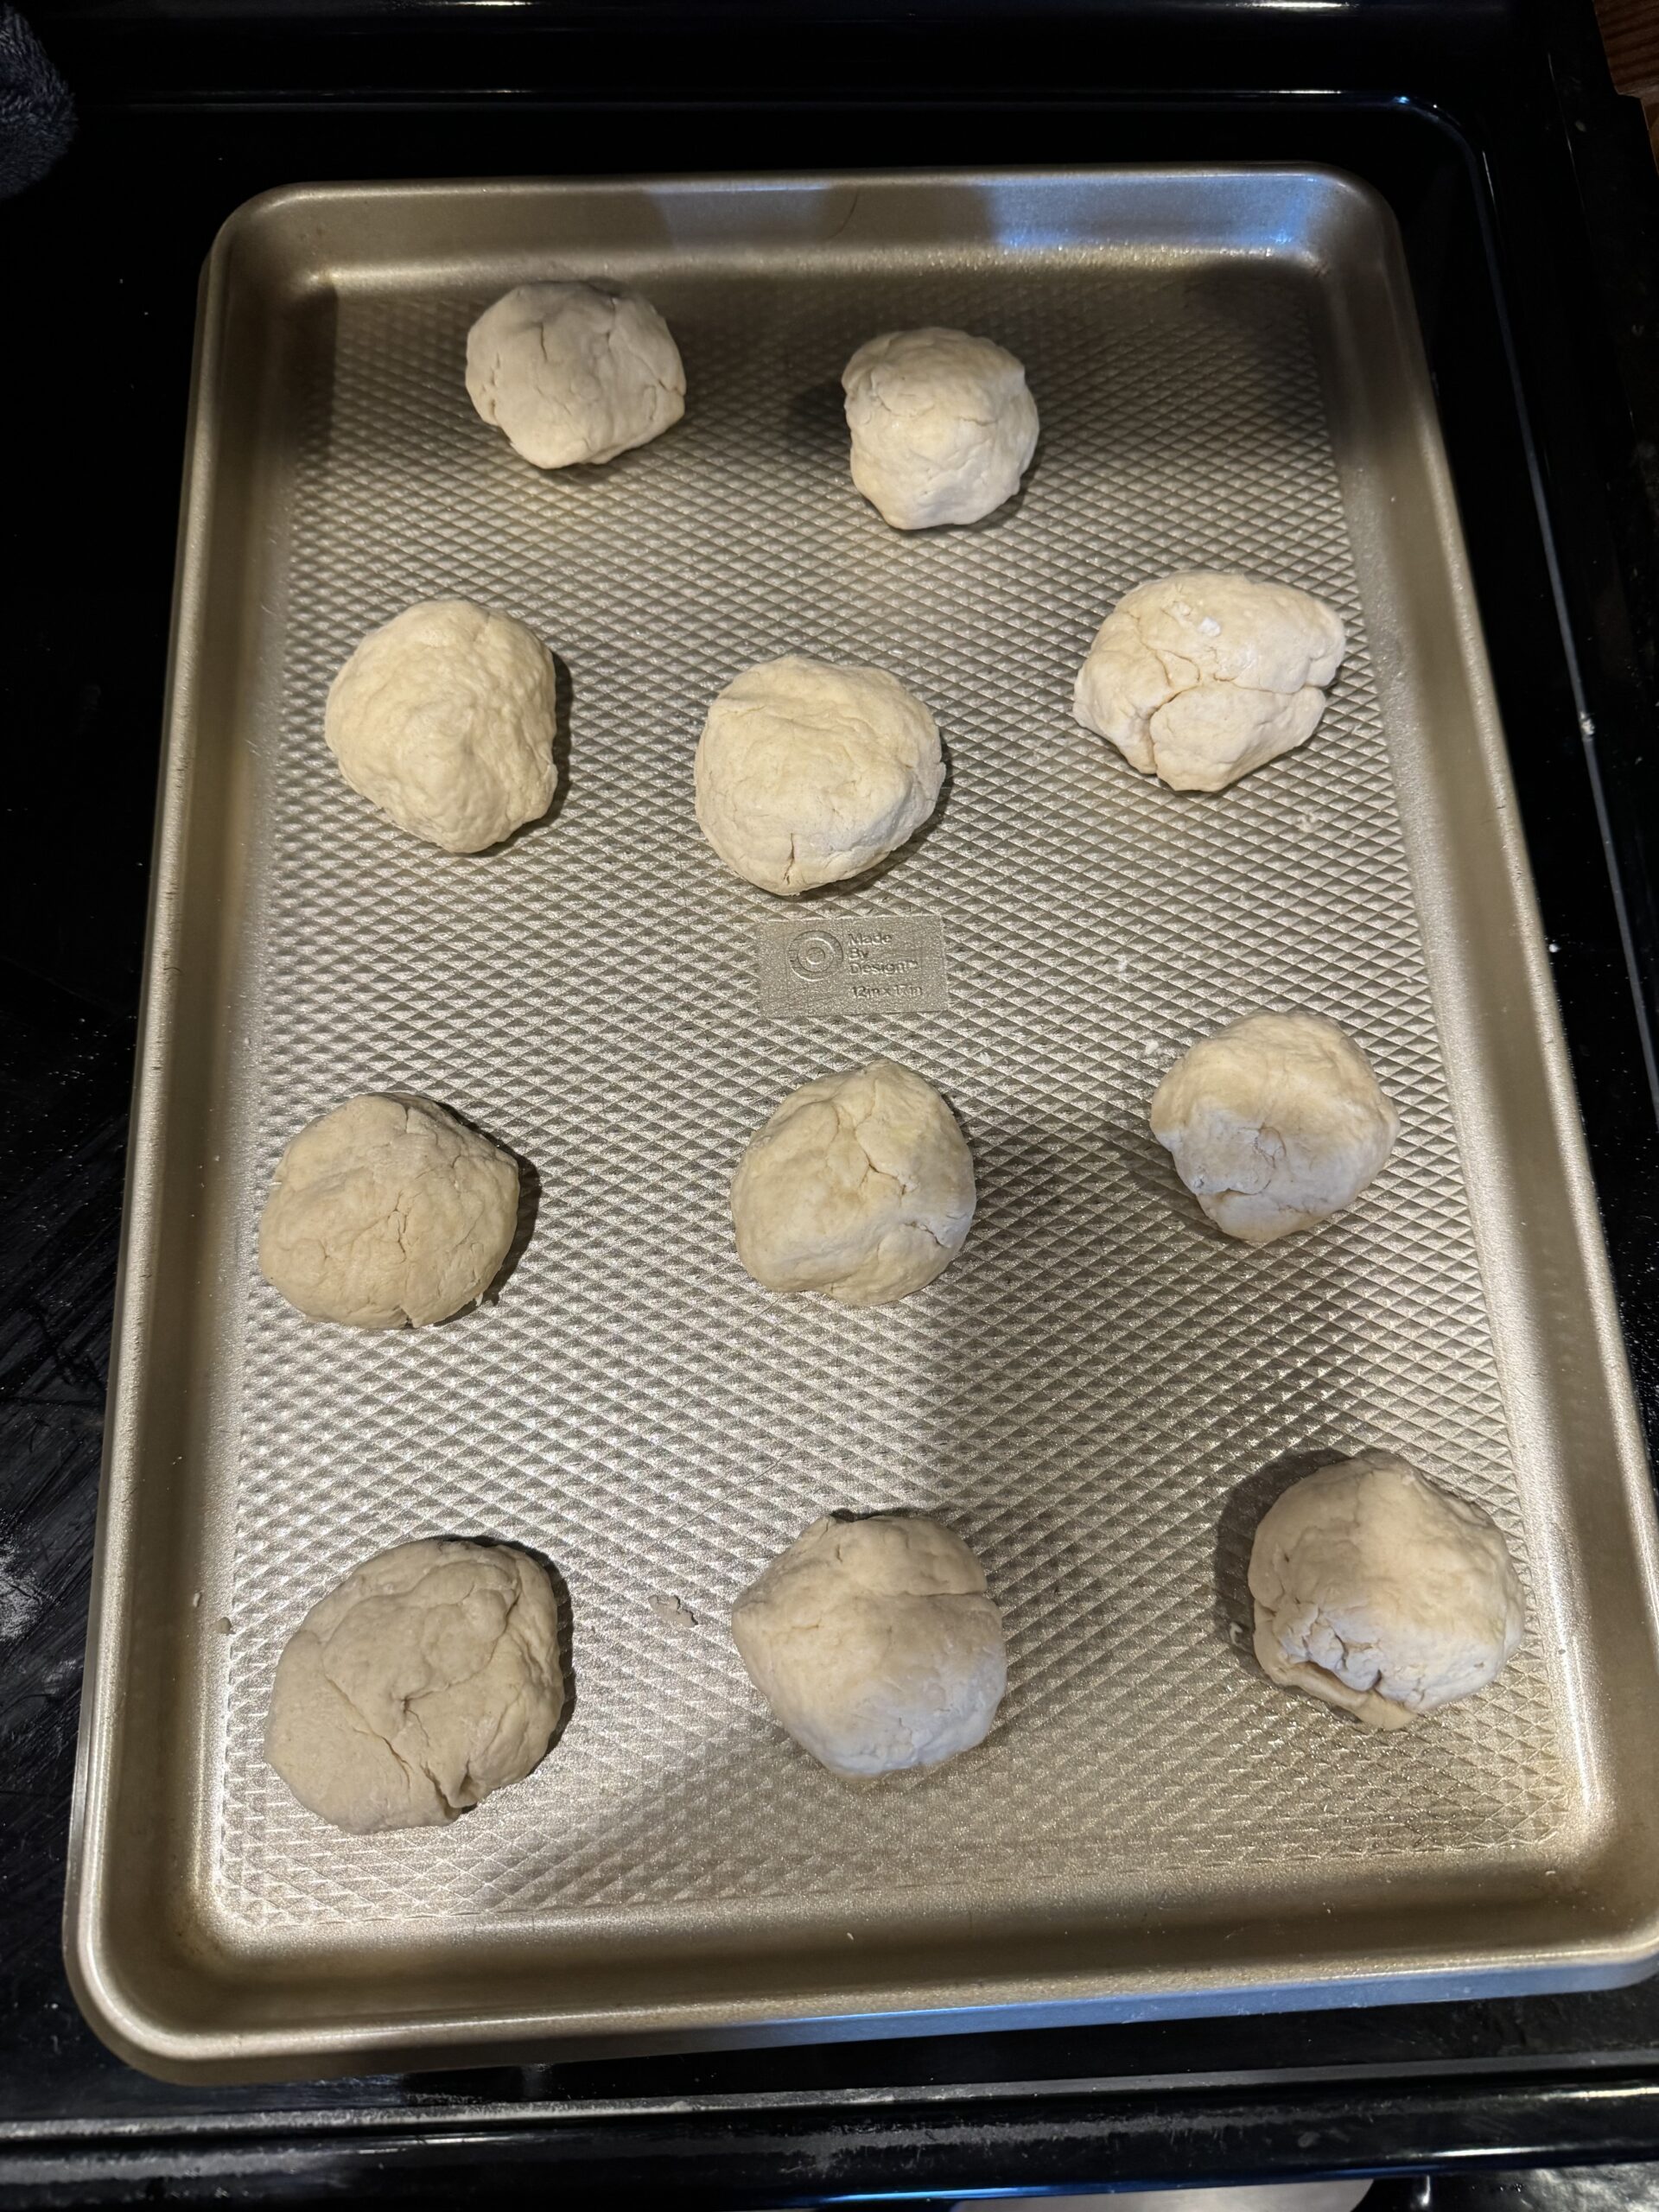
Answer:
[217,254,1566,1930]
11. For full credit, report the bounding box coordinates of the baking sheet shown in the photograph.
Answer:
[67,169,1659,2081]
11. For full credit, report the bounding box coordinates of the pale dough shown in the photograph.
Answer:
[694,654,943,895]
[465,280,684,468]
[264,1538,564,1831]
[732,1514,1007,1780]
[730,1058,975,1306]
[259,1092,519,1328]
[842,327,1039,530]
[1072,571,1346,791]
[1150,1011,1398,1244]
[325,599,558,854]
[1249,1451,1525,1730]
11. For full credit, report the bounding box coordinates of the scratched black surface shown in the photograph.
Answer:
[5,0,1659,2199]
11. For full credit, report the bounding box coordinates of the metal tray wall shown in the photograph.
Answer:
[67,170,1659,2082]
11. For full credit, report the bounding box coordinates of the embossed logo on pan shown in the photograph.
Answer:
[755,913,950,1020]
[786,931,845,982]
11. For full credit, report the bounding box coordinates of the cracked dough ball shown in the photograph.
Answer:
[731,1058,975,1306]
[1150,1011,1398,1245]
[325,600,558,854]
[259,1092,519,1328]
[842,327,1039,530]
[265,1538,564,1832]
[1073,571,1346,791]
[1249,1452,1525,1730]
[694,655,943,895]
[465,280,685,468]
[732,1515,1007,1779]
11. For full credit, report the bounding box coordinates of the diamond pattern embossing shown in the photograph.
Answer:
[216,256,1567,1932]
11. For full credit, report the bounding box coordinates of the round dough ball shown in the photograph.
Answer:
[732,1515,1007,1780]
[1150,1011,1398,1245]
[265,1538,564,1832]
[842,327,1039,530]
[465,280,685,468]
[259,1092,519,1328]
[325,600,558,854]
[731,1058,975,1306]
[694,654,943,895]
[1249,1452,1525,1730]
[1073,571,1346,791]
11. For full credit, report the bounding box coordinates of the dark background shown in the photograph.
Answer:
[5,0,1659,2200]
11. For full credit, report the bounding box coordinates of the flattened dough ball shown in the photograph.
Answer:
[1073,571,1346,791]
[731,1058,975,1306]
[694,655,943,895]
[466,280,684,468]
[259,1091,520,1328]
[325,600,558,854]
[265,1538,565,1832]
[732,1515,1007,1779]
[1249,1452,1525,1730]
[1150,1011,1398,1245]
[842,327,1039,530]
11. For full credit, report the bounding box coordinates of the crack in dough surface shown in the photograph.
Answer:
[1248,1452,1525,1730]
[1149,1011,1398,1245]
[731,1515,1007,1780]
[324,598,559,854]
[842,327,1039,530]
[1072,571,1345,792]
[258,1091,520,1327]
[729,1058,975,1306]
[694,655,943,895]
[465,280,684,469]
[264,1538,565,1832]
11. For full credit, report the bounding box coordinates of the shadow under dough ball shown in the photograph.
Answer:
[1248,1450,1525,1730]
[730,1058,975,1305]
[264,1538,565,1832]
[732,1514,1007,1780]
[258,1091,520,1327]
[693,654,943,895]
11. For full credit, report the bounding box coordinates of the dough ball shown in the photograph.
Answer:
[731,1058,975,1306]
[265,1538,564,1832]
[1150,1011,1398,1245]
[325,599,558,854]
[1073,571,1346,791]
[465,280,684,468]
[259,1092,520,1327]
[694,654,943,895]
[732,1515,1007,1780]
[1249,1452,1525,1730]
[842,327,1039,530]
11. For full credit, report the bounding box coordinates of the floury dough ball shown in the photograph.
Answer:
[731,1058,975,1306]
[732,1515,1007,1780]
[465,280,685,468]
[1249,1452,1525,1730]
[1072,571,1346,791]
[1150,1011,1398,1245]
[694,655,943,895]
[265,1539,565,1832]
[842,327,1039,530]
[325,600,558,854]
[259,1092,520,1328]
